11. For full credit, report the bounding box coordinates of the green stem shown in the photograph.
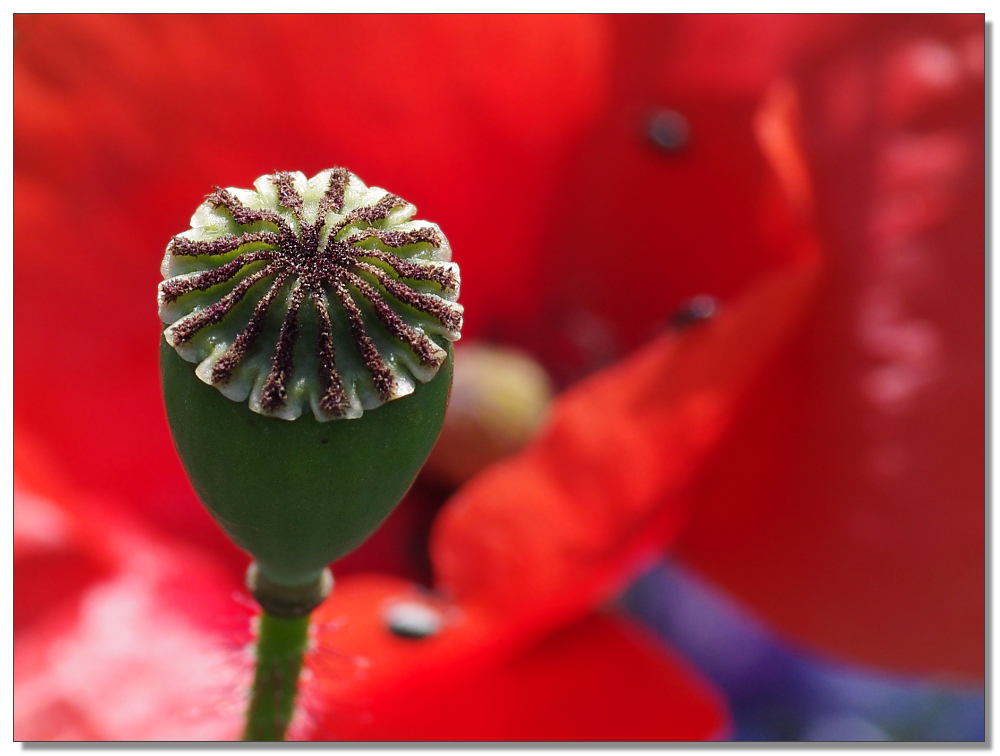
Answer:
[243,612,310,741]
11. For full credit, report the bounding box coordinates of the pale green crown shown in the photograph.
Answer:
[158,169,462,422]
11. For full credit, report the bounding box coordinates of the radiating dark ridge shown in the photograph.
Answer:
[359,265,462,332]
[272,172,305,222]
[299,221,321,256]
[169,230,282,257]
[354,255,458,292]
[167,265,279,345]
[259,283,305,411]
[331,193,404,238]
[166,170,460,417]
[210,273,290,384]
[208,187,294,235]
[345,272,445,368]
[332,281,396,402]
[316,168,351,220]
[349,226,443,249]
[159,251,274,303]
[312,290,349,415]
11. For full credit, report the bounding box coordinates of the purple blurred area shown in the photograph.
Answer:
[622,561,985,741]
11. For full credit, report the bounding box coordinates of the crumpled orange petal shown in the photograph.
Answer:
[432,248,819,635]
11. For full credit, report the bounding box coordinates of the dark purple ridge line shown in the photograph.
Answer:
[271,172,305,224]
[328,193,405,239]
[166,171,460,416]
[159,251,275,303]
[354,255,458,292]
[344,272,445,368]
[169,230,282,257]
[167,264,279,345]
[299,220,321,258]
[259,282,305,411]
[332,280,396,402]
[208,187,295,238]
[348,226,443,249]
[311,290,349,416]
[316,168,352,221]
[359,266,462,332]
[210,273,290,385]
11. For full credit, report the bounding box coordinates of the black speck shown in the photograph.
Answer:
[389,624,433,640]
[647,109,690,152]
[320,438,329,444]
[670,295,718,330]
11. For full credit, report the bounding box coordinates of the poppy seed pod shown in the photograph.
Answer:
[159,169,461,611]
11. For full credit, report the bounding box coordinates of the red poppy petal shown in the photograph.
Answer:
[431,228,820,641]
[303,575,727,741]
[330,613,728,741]
[14,436,247,740]
[675,17,985,680]
[514,15,863,378]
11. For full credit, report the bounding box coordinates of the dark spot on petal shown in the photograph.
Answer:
[670,295,718,329]
[647,109,690,152]
[383,602,443,640]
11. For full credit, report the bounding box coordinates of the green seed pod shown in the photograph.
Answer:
[159,169,461,609]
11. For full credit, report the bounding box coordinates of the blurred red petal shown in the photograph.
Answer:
[297,250,824,738]
[432,229,820,641]
[305,576,728,741]
[16,431,727,742]
[675,17,984,680]
[515,15,859,378]
[14,434,246,740]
